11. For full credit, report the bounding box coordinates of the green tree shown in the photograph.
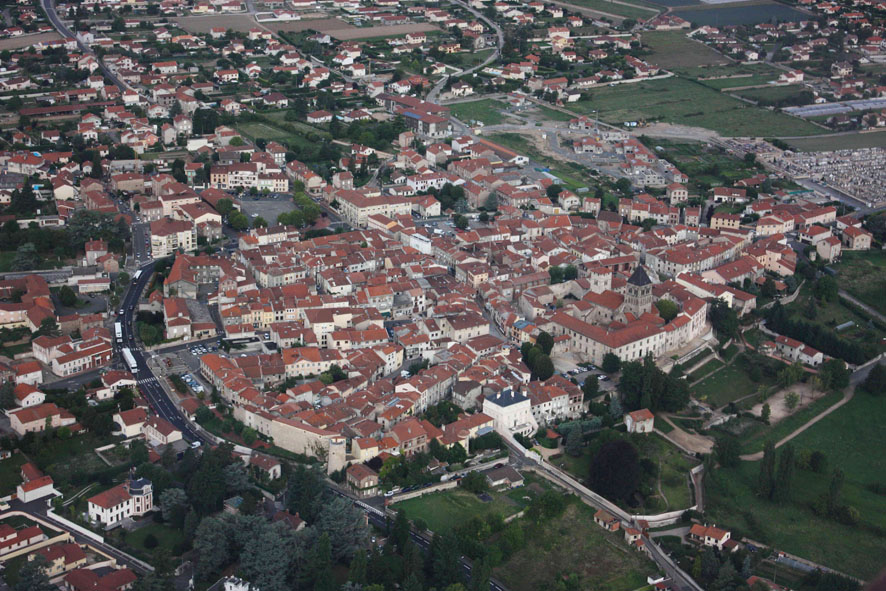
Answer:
[861,363,886,395]
[761,403,771,424]
[59,285,78,307]
[581,375,599,399]
[813,275,838,303]
[714,436,741,468]
[602,352,620,374]
[533,353,555,381]
[193,516,233,580]
[14,555,55,591]
[588,439,640,503]
[756,441,776,499]
[709,299,738,340]
[785,391,800,410]
[655,299,679,322]
[454,214,468,230]
[536,331,554,355]
[818,359,849,391]
[252,216,268,228]
[159,487,188,526]
[565,427,582,457]
[215,198,235,216]
[0,381,15,409]
[461,470,489,494]
[772,444,795,503]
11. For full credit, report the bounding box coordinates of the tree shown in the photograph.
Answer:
[461,470,489,494]
[429,533,461,588]
[287,464,325,522]
[714,436,740,468]
[193,516,233,580]
[239,522,292,591]
[536,331,554,355]
[709,299,738,340]
[778,363,804,389]
[159,487,188,526]
[756,441,775,500]
[581,375,599,399]
[785,392,799,410]
[818,359,849,391]
[315,494,368,562]
[655,299,679,322]
[813,275,838,303]
[602,352,620,374]
[772,444,795,503]
[565,427,582,457]
[215,198,235,216]
[0,380,15,409]
[588,439,641,503]
[761,403,771,424]
[454,214,468,230]
[809,450,828,474]
[14,555,55,591]
[11,242,39,271]
[827,468,844,513]
[36,316,59,338]
[533,353,555,381]
[59,285,78,307]
[252,216,268,228]
[861,363,886,395]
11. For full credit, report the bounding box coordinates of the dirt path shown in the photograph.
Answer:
[739,387,854,461]
[839,290,886,324]
[657,415,714,455]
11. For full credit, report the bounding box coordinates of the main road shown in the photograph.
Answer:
[117,260,213,446]
[40,0,141,97]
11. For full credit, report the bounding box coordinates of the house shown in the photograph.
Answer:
[483,465,524,488]
[87,474,153,528]
[624,408,654,433]
[482,388,538,437]
[8,403,76,436]
[113,407,147,438]
[16,462,57,503]
[688,524,732,551]
[593,509,620,531]
[142,416,183,446]
[249,454,282,480]
[346,463,379,497]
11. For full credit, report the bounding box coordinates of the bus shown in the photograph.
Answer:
[114,322,122,342]
[133,270,142,282]
[122,348,138,373]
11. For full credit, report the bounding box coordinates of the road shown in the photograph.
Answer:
[2,497,153,575]
[117,260,214,446]
[427,0,504,104]
[40,0,142,98]
[503,438,704,591]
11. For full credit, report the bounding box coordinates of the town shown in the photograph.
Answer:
[0,0,883,589]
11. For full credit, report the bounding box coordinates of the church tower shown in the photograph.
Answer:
[624,266,654,317]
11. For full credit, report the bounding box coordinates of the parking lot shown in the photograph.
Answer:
[153,340,220,395]
[239,194,298,224]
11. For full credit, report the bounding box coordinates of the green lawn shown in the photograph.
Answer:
[551,448,593,482]
[786,132,886,152]
[683,63,782,90]
[831,250,886,317]
[564,0,659,19]
[784,283,886,348]
[487,132,594,191]
[531,104,575,122]
[634,434,698,510]
[706,392,886,579]
[655,415,674,433]
[734,85,810,105]
[494,502,657,591]
[568,77,824,137]
[688,358,724,382]
[692,362,773,408]
[125,522,185,558]
[736,390,844,455]
[449,99,509,126]
[642,31,729,69]
[394,479,542,533]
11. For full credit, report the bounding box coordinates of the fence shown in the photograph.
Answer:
[390,480,458,502]
[45,509,105,544]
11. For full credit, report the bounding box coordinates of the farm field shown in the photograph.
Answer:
[494,502,657,591]
[673,0,809,25]
[733,85,810,105]
[686,63,783,89]
[830,250,886,317]
[449,99,510,126]
[706,392,886,579]
[641,31,729,69]
[787,131,886,151]
[174,14,269,33]
[564,0,659,19]
[0,31,61,51]
[567,77,823,137]
[326,23,439,40]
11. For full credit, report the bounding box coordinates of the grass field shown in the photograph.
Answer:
[125,523,185,558]
[494,502,656,591]
[706,392,886,579]
[562,0,659,19]
[673,1,808,26]
[686,63,782,90]
[487,132,595,191]
[831,251,886,316]
[235,120,321,150]
[692,363,769,408]
[688,358,724,382]
[641,31,729,69]
[449,99,510,126]
[568,77,823,137]
[786,131,886,151]
[0,453,27,496]
[736,390,843,455]
[734,85,810,105]
[394,479,543,533]
[531,104,575,122]
[644,138,762,188]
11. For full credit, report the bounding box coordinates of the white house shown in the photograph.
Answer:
[482,388,538,437]
[624,408,654,433]
[87,475,153,528]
